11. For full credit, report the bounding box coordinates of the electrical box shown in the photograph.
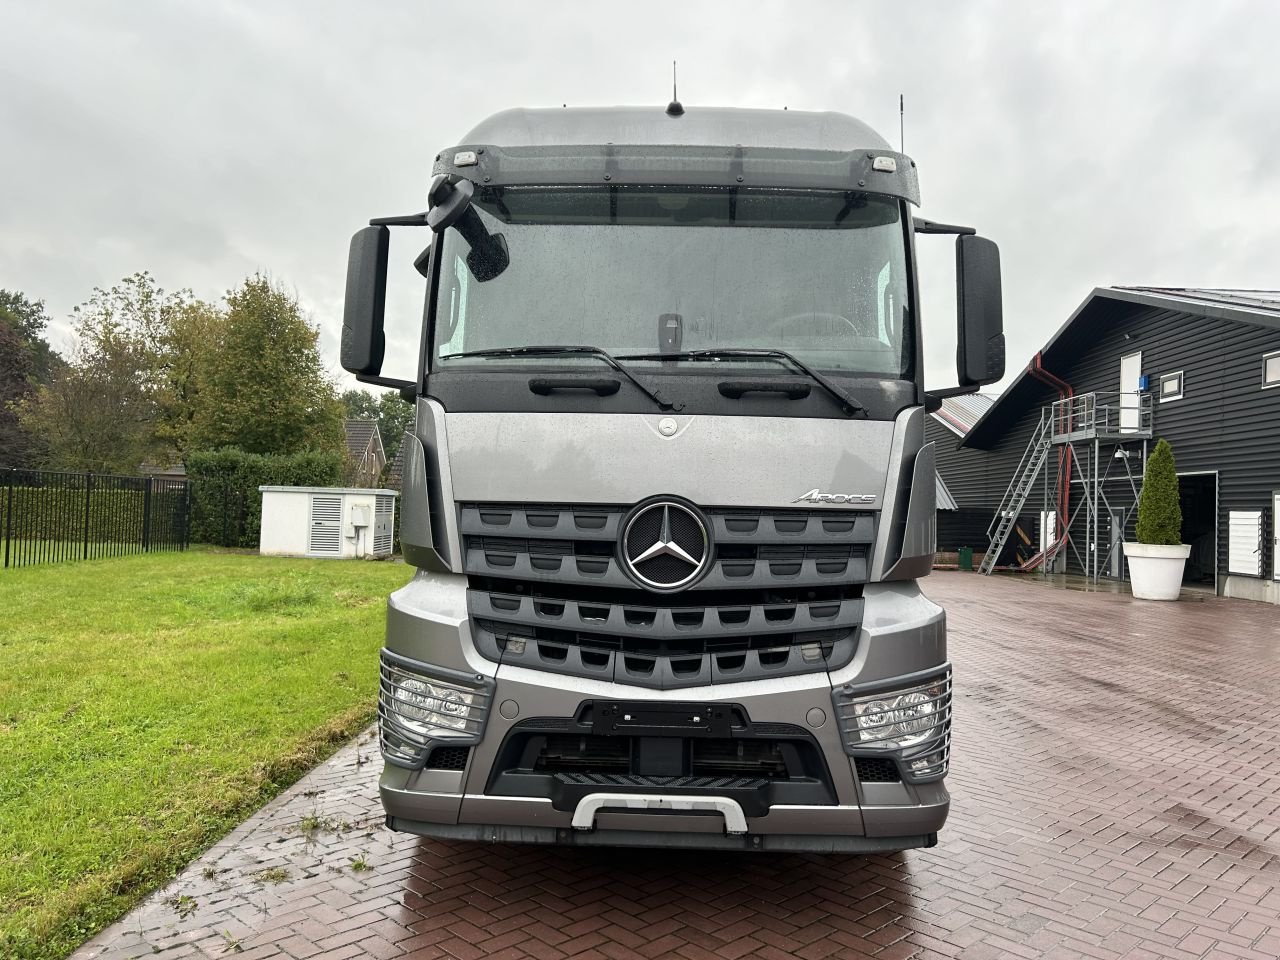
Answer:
[258,486,398,559]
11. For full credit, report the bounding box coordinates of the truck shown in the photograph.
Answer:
[339,102,1004,852]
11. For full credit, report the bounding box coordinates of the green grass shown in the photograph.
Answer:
[0,548,412,960]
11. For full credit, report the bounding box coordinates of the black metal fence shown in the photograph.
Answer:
[1,468,191,569]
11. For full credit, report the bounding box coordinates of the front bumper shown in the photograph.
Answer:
[378,569,950,852]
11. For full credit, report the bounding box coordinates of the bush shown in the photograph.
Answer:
[185,448,342,547]
[1135,438,1182,545]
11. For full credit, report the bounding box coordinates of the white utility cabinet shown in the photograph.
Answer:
[258,486,397,559]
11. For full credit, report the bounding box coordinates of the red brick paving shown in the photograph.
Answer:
[73,573,1280,960]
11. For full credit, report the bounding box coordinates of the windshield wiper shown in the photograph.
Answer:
[616,348,866,417]
[437,345,682,412]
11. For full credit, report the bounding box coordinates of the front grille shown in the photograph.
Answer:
[854,756,901,783]
[461,502,871,687]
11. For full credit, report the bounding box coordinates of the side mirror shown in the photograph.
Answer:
[955,234,1004,386]
[340,225,389,376]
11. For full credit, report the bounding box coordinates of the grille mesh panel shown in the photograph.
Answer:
[855,756,901,783]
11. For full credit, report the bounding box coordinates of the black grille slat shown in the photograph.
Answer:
[555,772,769,790]
[470,592,863,641]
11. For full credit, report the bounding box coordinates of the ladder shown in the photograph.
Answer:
[979,409,1053,575]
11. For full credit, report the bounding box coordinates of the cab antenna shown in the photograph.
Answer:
[667,60,684,116]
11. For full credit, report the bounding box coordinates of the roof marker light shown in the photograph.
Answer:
[872,156,897,173]
[454,151,478,167]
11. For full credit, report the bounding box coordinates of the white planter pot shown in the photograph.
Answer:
[1122,542,1191,600]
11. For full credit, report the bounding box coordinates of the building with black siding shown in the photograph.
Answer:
[932,287,1280,604]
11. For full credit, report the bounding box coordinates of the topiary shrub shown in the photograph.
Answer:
[1135,438,1182,545]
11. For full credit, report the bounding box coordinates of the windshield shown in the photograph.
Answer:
[433,186,911,376]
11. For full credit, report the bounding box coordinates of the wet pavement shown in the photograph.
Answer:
[73,571,1280,959]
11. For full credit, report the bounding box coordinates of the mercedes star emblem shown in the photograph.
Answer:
[620,499,711,592]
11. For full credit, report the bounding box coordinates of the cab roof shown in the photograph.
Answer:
[460,105,893,153]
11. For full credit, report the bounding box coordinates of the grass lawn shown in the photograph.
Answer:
[0,548,412,960]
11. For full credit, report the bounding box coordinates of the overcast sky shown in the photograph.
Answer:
[3,0,1277,392]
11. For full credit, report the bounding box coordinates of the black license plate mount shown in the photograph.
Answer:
[592,701,733,737]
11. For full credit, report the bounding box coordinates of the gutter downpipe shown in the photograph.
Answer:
[1023,352,1072,572]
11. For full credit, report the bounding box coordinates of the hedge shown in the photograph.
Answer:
[186,448,342,548]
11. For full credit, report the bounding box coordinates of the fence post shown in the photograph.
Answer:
[3,468,13,569]
[83,472,93,560]
[183,481,191,551]
[142,477,153,552]
[221,483,229,547]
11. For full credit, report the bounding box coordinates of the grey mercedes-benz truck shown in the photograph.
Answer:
[339,104,1004,852]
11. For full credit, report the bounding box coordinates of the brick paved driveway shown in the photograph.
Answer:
[75,573,1280,960]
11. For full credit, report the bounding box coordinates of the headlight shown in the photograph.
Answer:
[833,669,951,781]
[378,651,493,768]
[394,677,475,732]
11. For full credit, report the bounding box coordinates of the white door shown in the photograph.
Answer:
[1120,352,1142,432]
[1273,493,1280,580]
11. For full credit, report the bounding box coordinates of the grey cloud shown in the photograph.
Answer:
[2,0,1276,390]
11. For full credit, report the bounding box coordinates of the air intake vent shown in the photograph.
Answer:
[855,756,901,783]
[425,746,471,771]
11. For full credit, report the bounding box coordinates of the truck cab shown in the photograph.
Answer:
[340,104,1003,851]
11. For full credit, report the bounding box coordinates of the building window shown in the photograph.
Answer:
[1264,351,1280,389]
[1158,371,1184,402]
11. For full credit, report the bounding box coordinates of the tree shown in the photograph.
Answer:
[190,275,343,456]
[0,319,37,467]
[18,312,161,473]
[376,390,415,464]
[340,388,380,422]
[0,289,60,385]
[16,273,215,472]
[1135,438,1182,545]
[154,297,224,455]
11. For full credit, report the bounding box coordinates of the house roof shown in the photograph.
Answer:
[929,393,997,438]
[962,286,1280,450]
[343,419,381,459]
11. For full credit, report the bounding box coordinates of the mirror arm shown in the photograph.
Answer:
[370,212,429,227]
[914,218,976,236]
[356,373,415,390]
[923,384,980,413]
